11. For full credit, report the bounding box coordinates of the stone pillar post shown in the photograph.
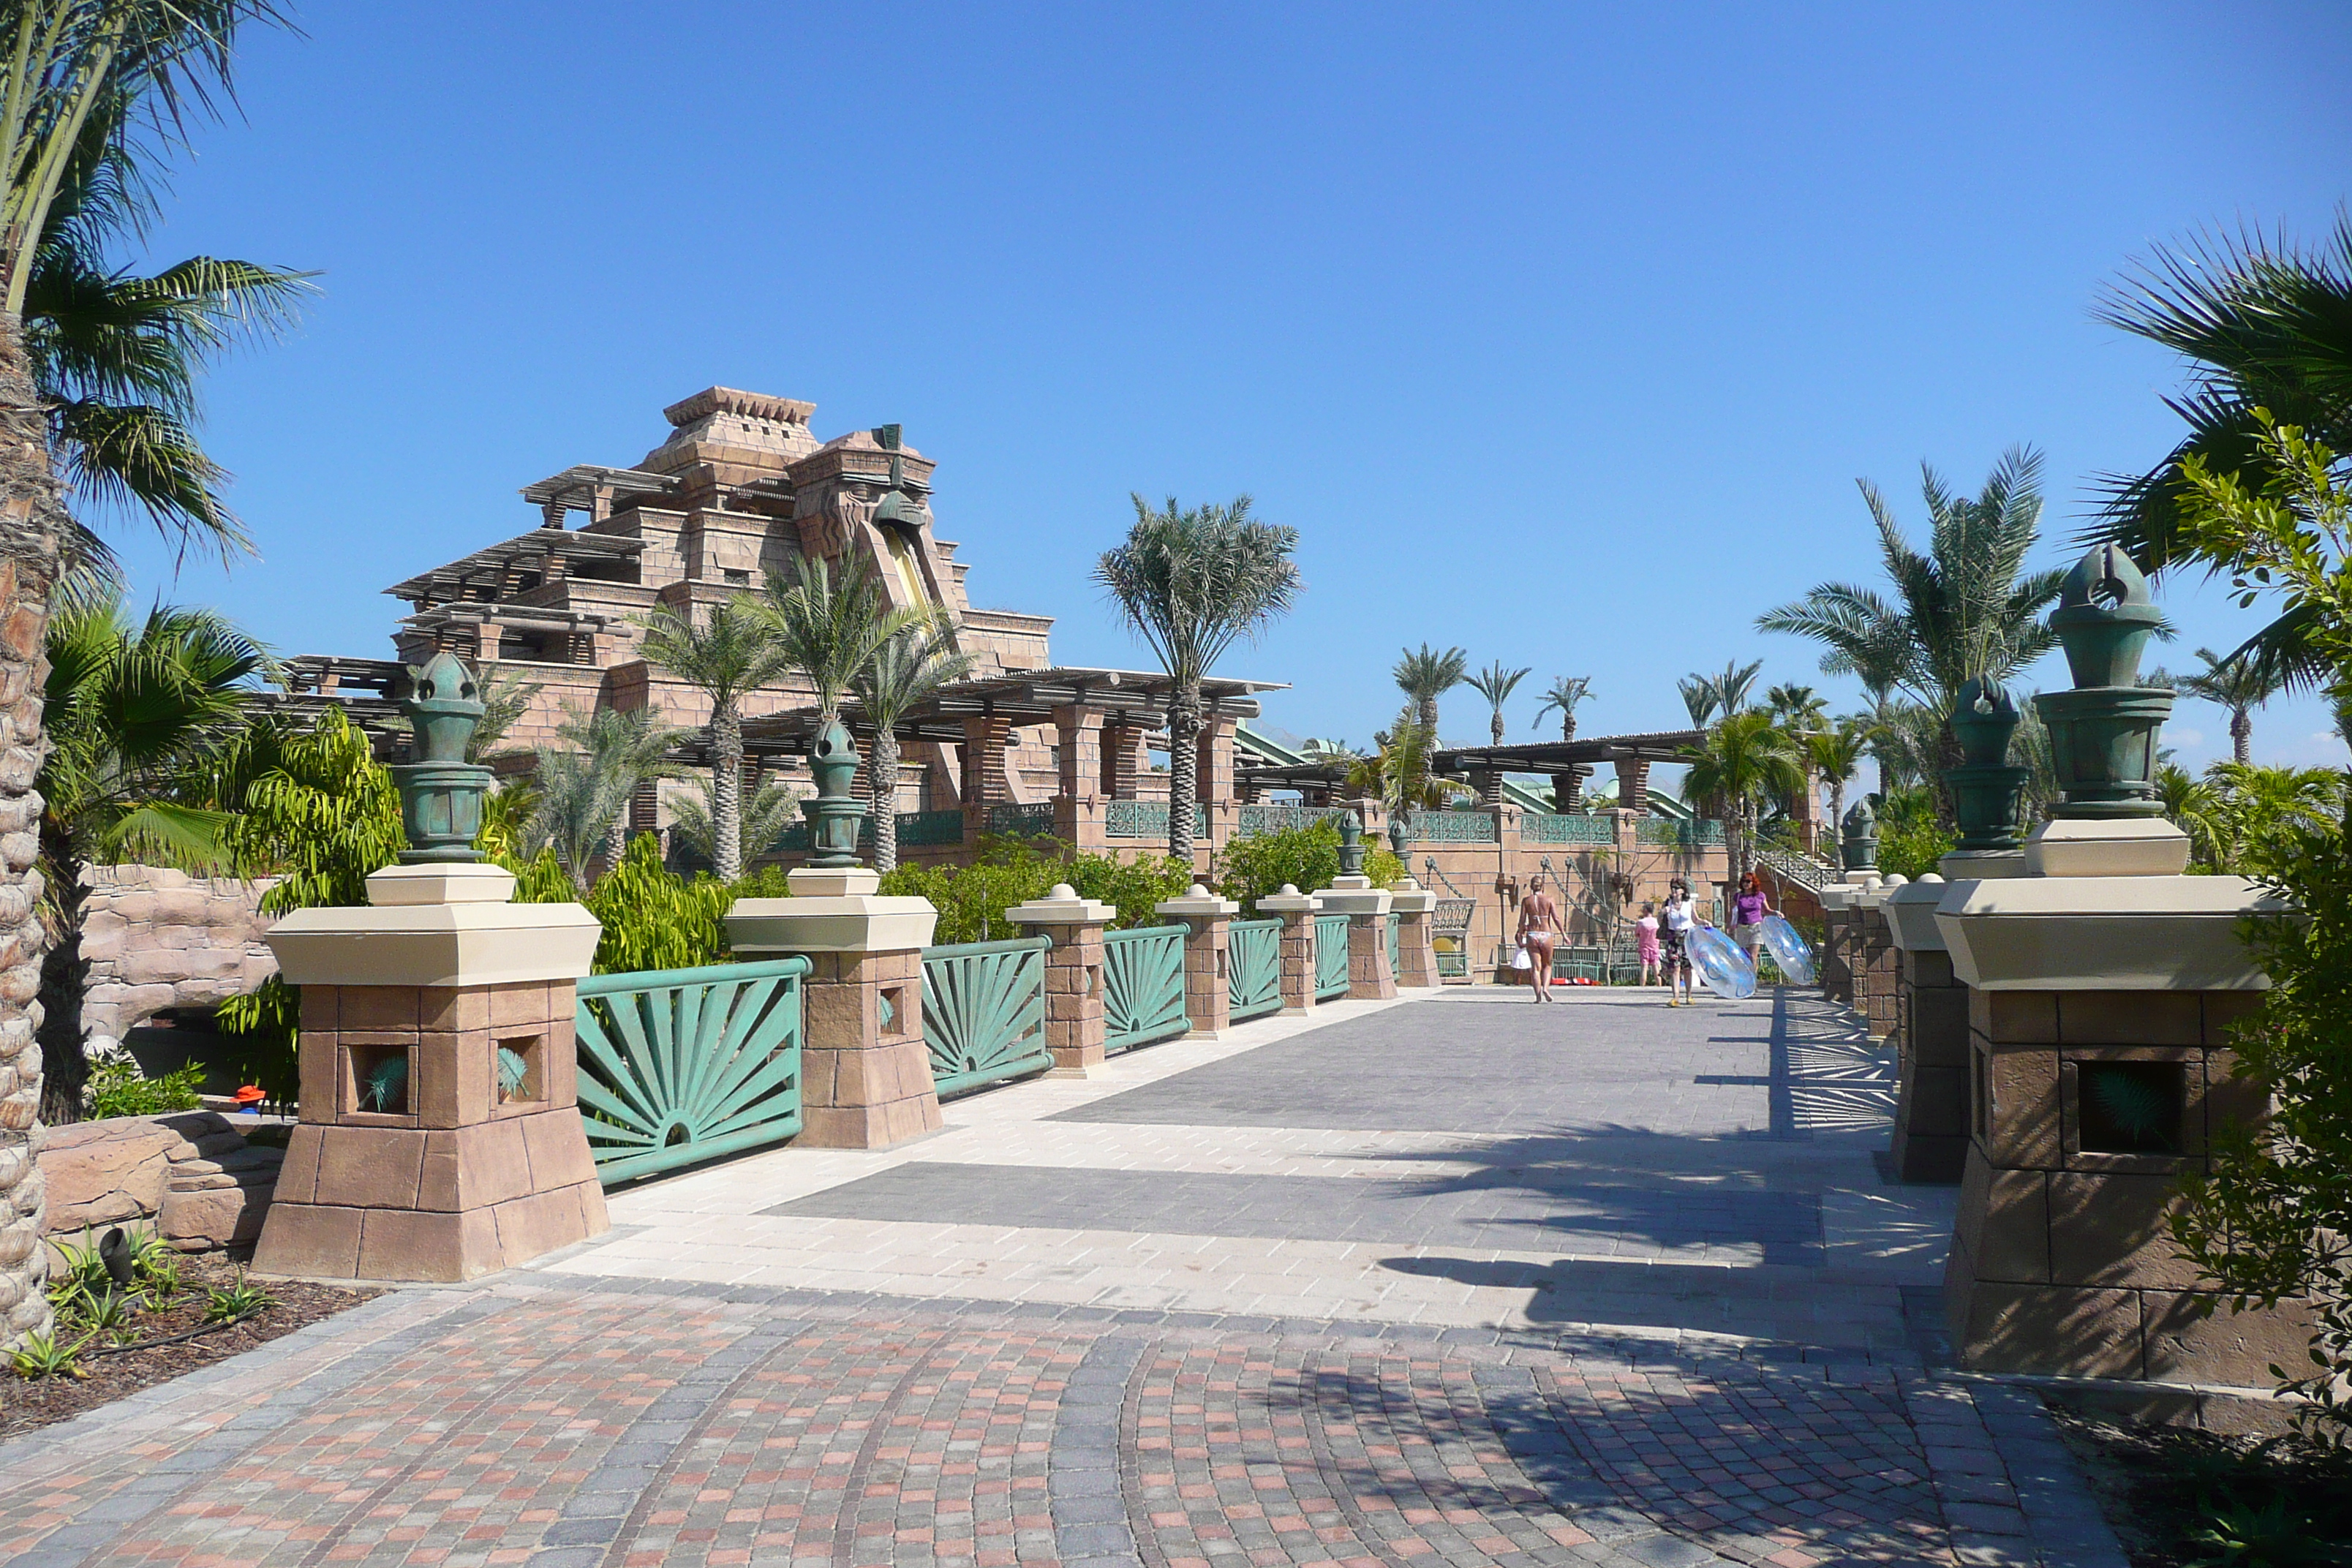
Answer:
[961,715,1011,806]
[728,868,942,1148]
[1857,879,1904,1041]
[1256,884,1322,1017]
[1156,883,1240,1038]
[1053,704,1104,851]
[1101,720,1142,799]
[1195,715,1235,804]
[1937,818,2311,1384]
[1473,769,1501,808]
[1006,884,1113,1077]
[1613,758,1651,815]
[1550,768,1587,813]
[254,863,608,1283]
[1319,870,1395,1000]
[1387,878,1439,988]
[1885,875,1968,1183]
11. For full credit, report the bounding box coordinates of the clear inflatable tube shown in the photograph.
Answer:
[1686,926,1757,1000]
[1758,913,1815,987]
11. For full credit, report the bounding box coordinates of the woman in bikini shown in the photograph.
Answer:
[1516,872,1562,1003]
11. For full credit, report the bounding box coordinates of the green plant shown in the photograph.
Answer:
[636,595,794,882]
[527,706,691,891]
[666,775,798,875]
[583,832,734,974]
[129,1229,182,1299]
[851,623,973,872]
[1098,496,1303,862]
[1681,712,1806,880]
[1215,820,1343,912]
[2173,791,2352,1441]
[1533,675,1594,741]
[874,839,1191,945]
[2188,1490,2335,1566]
[84,1059,200,1118]
[1465,661,1529,746]
[9,1327,91,1380]
[61,1281,142,1343]
[203,1270,274,1324]
[1873,784,1957,881]
[2179,646,2284,767]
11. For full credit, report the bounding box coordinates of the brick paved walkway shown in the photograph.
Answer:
[0,989,2128,1567]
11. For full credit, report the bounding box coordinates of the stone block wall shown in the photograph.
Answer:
[1821,907,1855,1004]
[1890,949,1970,1183]
[38,1109,284,1253]
[1858,905,1899,1041]
[1944,987,2313,1385]
[80,867,279,1049]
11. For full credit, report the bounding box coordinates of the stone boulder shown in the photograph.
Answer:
[38,1109,283,1252]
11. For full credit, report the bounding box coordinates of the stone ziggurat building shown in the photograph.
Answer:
[285,386,1069,829]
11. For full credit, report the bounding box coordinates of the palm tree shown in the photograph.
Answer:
[1096,494,1302,863]
[527,706,692,892]
[1393,644,1466,735]
[466,669,543,763]
[1533,675,1593,741]
[1707,659,1765,717]
[1682,712,1806,881]
[1,1,292,1347]
[1678,674,1719,728]
[668,774,799,875]
[2176,645,2279,766]
[38,592,262,1119]
[851,625,974,871]
[2089,219,2352,687]
[1800,720,1870,851]
[1465,661,1529,746]
[1766,683,1828,734]
[1759,448,2065,810]
[636,597,791,882]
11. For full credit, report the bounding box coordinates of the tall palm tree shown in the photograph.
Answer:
[1464,661,1529,746]
[1800,720,1869,851]
[1678,673,1719,728]
[1096,494,1302,863]
[851,625,973,871]
[1707,659,1765,718]
[38,592,262,1119]
[668,774,799,875]
[1,0,291,1350]
[2176,645,2279,766]
[1759,448,2065,811]
[527,706,692,893]
[636,597,790,881]
[2089,218,2352,687]
[1393,643,1466,736]
[1765,683,1828,734]
[1533,674,1592,741]
[1682,712,1806,881]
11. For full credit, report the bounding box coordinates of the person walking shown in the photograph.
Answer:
[1659,880,1700,1006]
[1516,872,1563,1003]
[1730,872,1772,969]
[1635,902,1661,987]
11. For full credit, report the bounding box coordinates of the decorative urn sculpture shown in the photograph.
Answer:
[388,651,494,863]
[1944,676,2032,851]
[802,717,868,867]
[1338,811,1365,878]
[1387,811,1410,864]
[2036,544,2174,819]
[1839,798,1879,874]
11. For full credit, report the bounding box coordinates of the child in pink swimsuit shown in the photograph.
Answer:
[1635,903,1661,985]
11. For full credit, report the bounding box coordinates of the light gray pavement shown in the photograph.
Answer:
[0,986,2128,1567]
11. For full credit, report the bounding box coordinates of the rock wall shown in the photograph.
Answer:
[79,866,278,1049]
[39,1110,283,1252]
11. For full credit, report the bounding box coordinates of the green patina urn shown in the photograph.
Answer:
[1387,813,1410,864]
[1840,799,1878,873]
[2035,544,2174,821]
[389,650,494,864]
[1945,676,2032,851]
[801,716,869,867]
[1338,811,1365,877]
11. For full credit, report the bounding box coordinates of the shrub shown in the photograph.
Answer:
[1214,820,1401,912]
[85,1062,203,1119]
[580,834,734,973]
[1872,785,1954,881]
[878,838,1193,945]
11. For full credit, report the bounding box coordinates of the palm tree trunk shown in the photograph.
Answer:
[1490,713,1504,746]
[872,730,901,873]
[0,312,64,1349]
[1168,686,1202,864]
[2232,709,2252,766]
[36,827,86,1126]
[712,700,742,882]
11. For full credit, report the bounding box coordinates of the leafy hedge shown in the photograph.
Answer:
[1215,820,1405,913]
[879,837,1194,945]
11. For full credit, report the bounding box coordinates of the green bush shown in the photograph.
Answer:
[879,837,1192,945]
[1872,785,1954,881]
[1215,820,1403,913]
[86,1061,203,1119]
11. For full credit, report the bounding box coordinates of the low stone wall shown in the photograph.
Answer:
[80,866,279,1049]
[37,1109,284,1253]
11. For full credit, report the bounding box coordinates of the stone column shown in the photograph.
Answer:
[1156,883,1240,1038]
[1886,875,1969,1183]
[1387,878,1439,988]
[1613,758,1651,815]
[1007,883,1113,1077]
[728,868,942,1148]
[1857,880,1904,1041]
[254,863,608,1283]
[1101,720,1142,799]
[1937,818,2312,1385]
[1319,873,1395,1000]
[1195,715,1235,805]
[961,715,1011,807]
[1256,884,1322,1017]
[1053,704,1105,851]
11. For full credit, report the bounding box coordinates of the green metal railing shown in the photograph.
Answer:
[779,808,965,853]
[1235,804,1348,837]
[1229,918,1284,1020]
[576,957,809,1186]
[1409,809,1499,843]
[1636,817,1727,847]
[1106,800,1208,840]
[1432,897,1476,978]
[1314,912,1352,1000]
[1102,924,1189,1052]
[923,936,1053,1097]
[986,802,1057,838]
[1524,813,1616,845]
[1385,912,1400,977]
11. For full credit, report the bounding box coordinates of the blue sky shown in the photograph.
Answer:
[99,1,2352,772]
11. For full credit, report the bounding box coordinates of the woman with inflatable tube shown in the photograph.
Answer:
[1730,872,1772,967]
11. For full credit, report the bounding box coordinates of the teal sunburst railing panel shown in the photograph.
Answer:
[923,936,1052,1097]
[1103,924,1190,1052]
[1385,912,1400,978]
[1229,919,1284,1020]
[575,957,809,1186]
[1314,912,1352,1000]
